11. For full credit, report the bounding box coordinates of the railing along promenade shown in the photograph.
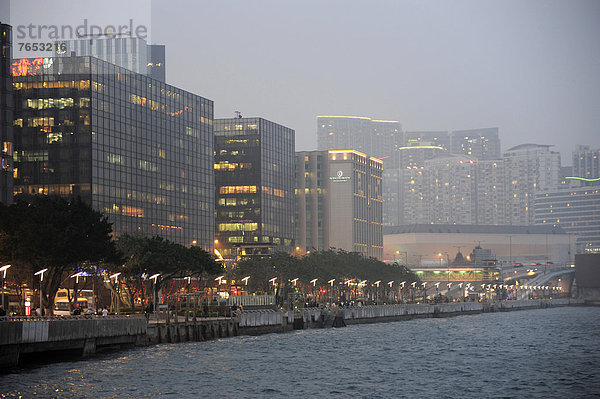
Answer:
[0,298,585,371]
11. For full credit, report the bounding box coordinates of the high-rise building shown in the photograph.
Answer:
[572,145,600,185]
[147,44,166,82]
[214,117,295,259]
[0,23,13,205]
[55,37,166,82]
[12,55,214,248]
[535,186,600,254]
[450,128,500,160]
[426,155,478,224]
[317,115,402,159]
[296,150,383,259]
[383,145,447,226]
[404,131,449,149]
[476,159,506,225]
[503,144,561,225]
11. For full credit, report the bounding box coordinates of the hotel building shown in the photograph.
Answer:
[296,150,383,259]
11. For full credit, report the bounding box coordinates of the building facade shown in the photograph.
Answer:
[12,55,214,248]
[503,144,561,225]
[55,37,166,82]
[317,115,402,159]
[450,127,500,160]
[384,224,571,266]
[0,23,13,205]
[426,155,478,224]
[535,186,600,253]
[404,131,449,150]
[572,145,599,185]
[296,150,383,259]
[214,117,295,259]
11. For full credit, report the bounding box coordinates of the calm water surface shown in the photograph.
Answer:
[1,306,599,398]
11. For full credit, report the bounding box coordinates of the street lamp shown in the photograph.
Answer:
[34,268,48,316]
[242,276,250,286]
[150,273,160,317]
[110,272,121,314]
[1,264,11,311]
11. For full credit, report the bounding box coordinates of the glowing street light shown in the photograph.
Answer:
[1,264,11,311]
[149,273,160,317]
[215,275,225,285]
[387,281,394,288]
[374,280,381,288]
[110,272,122,314]
[310,278,318,286]
[269,277,277,286]
[291,278,299,286]
[328,279,335,287]
[35,268,48,316]
[242,276,250,286]
[400,281,406,288]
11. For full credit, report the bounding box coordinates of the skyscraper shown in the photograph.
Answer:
[572,145,600,185]
[214,117,295,259]
[503,144,561,225]
[404,131,450,149]
[383,145,447,226]
[55,37,166,82]
[12,55,214,247]
[450,127,500,160]
[426,155,478,224]
[317,115,402,158]
[0,23,12,205]
[296,150,383,259]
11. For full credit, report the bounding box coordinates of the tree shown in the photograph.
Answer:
[0,195,119,314]
[115,234,223,309]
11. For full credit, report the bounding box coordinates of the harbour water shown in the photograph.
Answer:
[2,306,599,398]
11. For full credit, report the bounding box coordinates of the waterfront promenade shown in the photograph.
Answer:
[0,298,585,371]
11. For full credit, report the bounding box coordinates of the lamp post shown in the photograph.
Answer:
[374,280,381,304]
[34,268,48,316]
[242,276,250,286]
[185,276,191,322]
[1,264,11,311]
[328,279,335,305]
[149,273,160,321]
[110,272,121,314]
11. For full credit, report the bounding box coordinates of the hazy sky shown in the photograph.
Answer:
[6,0,600,164]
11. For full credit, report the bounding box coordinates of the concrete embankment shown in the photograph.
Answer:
[0,298,585,371]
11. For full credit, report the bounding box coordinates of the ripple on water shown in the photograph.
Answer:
[1,307,600,398]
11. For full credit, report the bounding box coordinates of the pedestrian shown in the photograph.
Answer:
[102,307,108,317]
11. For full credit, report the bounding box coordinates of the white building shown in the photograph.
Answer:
[503,144,561,225]
[296,150,383,259]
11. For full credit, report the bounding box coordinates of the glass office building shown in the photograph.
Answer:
[12,55,214,248]
[215,117,295,259]
[0,23,13,205]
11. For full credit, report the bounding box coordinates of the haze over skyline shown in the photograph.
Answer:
[6,0,600,164]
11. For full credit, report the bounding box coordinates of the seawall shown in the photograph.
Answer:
[0,298,585,371]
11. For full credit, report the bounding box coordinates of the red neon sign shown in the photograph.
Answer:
[11,58,44,77]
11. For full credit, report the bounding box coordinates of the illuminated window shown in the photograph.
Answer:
[219,185,257,194]
[122,206,144,218]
